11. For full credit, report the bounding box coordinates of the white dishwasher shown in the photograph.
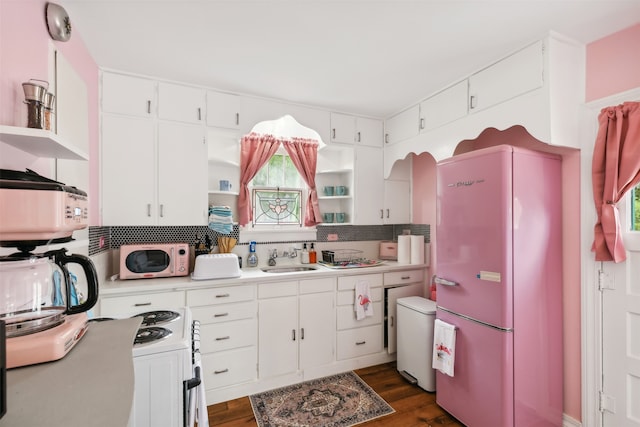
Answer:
[396,296,437,392]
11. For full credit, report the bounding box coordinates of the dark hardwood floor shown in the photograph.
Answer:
[208,362,464,426]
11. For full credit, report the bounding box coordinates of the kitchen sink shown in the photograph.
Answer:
[260,266,318,273]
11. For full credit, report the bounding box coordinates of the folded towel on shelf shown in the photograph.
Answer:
[432,319,457,377]
[354,281,374,320]
[208,205,233,235]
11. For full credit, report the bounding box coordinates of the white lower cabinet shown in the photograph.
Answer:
[258,278,335,379]
[186,285,258,391]
[336,273,384,360]
[99,290,186,317]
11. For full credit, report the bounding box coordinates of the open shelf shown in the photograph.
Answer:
[0,125,88,160]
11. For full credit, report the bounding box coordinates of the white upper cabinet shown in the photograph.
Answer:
[158,82,205,124]
[102,72,156,117]
[330,113,383,147]
[356,117,383,148]
[285,104,330,146]
[157,122,208,225]
[384,105,420,145]
[101,114,157,225]
[468,40,543,113]
[353,145,383,225]
[419,80,468,132]
[206,91,241,129]
[240,97,284,135]
[330,112,356,144]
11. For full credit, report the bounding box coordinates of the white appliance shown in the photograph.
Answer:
[396,296,437,392]
[127,307,206,427]
[434,145,563,426]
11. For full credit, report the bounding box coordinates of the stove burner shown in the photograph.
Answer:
[134,326,172,345]
[132,310,180,326]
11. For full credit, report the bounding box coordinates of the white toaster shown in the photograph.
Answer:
[192,253,241,280]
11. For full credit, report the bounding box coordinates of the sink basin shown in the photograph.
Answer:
[260,266,318,273]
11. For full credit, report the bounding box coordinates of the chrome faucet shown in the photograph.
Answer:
[268,249,278,266]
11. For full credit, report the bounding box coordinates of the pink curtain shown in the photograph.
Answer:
[591,101,640,262]
[282,138,321,226]
[238,133,281,226]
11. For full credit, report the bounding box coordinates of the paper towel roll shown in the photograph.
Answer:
[410,235,425,264]
[397,235,411,264]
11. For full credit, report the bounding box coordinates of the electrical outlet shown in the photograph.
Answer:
[327,233,339,241]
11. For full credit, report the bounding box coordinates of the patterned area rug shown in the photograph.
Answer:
[249,371,395,427]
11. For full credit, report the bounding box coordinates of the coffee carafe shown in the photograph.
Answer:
[0,248,99,337]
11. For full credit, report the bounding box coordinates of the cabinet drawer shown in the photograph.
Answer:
[257,281,297,299]
[337,274,383,290]
[384,269,425,286]
[202,347,257,389]
[299,277,335,294]
[186,285,255,306]
[336,302,382,330]
[100,291,185,317]
[336,287,383,306]
[336,325,383,360]
[191,301,256,325]
[201,319,257,353]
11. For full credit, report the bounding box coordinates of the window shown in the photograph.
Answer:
[250,153,305,227]
[632,184,640,232]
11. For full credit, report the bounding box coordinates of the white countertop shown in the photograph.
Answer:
[1,318,142,427]
[100,261,429,296]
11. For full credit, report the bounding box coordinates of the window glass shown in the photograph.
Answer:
[632,184,640,231]
[250,153,305,227]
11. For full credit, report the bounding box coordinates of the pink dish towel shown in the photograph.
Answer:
[354,281,373,320]
[432,319,456,377]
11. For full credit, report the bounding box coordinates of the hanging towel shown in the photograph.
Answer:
[208,205,233,235]
[432,319,457,377]
[189,351,210,427]
[354,281,374,320]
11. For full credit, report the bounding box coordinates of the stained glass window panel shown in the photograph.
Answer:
[253,188,302,226]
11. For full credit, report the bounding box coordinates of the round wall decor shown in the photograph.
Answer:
[46,2,72,42]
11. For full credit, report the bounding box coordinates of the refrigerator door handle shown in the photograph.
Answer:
[434,276,459,287]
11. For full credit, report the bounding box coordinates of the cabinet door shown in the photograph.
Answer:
[286,104,331,146]
[468,40,543,113]
[258,296,298,378]
[158,82,205,124]
[102,72,156,117]
[383,179,411,224]
[353,145,383,225]
[101,114,156,225]
[240,97,284,135]
[157,122,208,225]
[299,292,334,369]
[384,105,419,145]
[207,91,241,129]
[330,112,355,144]
[356,117,383,147]
[386,283,423,354]
[419,80,468,132]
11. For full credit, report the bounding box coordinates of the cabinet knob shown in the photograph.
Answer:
[357,131,361,142]
[214,369,229,374]
[420,118,425,130]
[332,128,336,140]
[384,133,389,144]
[197,107,202,121]
[147,204,151,217]
[301,327,305,340]
[386,208,390,218]
[292,329,296,341]
[380,209,383,219]
[146,100,151,114]
[235,112,239,125]
[470,95,477,109]
[356,341,366,345]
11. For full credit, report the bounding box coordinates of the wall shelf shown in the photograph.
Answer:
[0,125,88,160]
[208,190,239,196]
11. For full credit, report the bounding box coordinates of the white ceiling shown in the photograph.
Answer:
[61,0,640,118]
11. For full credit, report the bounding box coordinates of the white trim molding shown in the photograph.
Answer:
[581,86,640,427]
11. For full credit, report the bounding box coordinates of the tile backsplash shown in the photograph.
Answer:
[88,224,429,256]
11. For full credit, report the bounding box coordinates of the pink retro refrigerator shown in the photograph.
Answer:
[434,145,563,427]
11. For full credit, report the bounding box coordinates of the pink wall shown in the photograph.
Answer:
[0,0,99,224]
[586,23,640,101]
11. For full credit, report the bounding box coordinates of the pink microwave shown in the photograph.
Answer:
[119,243,190,280]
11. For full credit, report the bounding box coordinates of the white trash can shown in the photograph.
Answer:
[396,296,437,392]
